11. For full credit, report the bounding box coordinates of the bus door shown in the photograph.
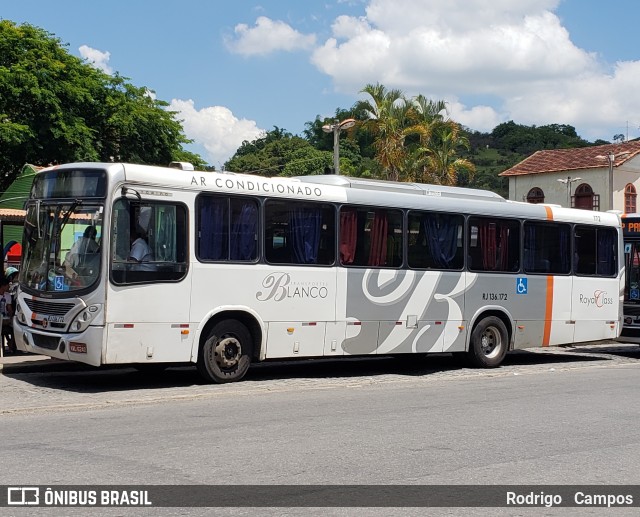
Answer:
[106,196,192,363]
[257,199,337,359]
[571,225,620,343]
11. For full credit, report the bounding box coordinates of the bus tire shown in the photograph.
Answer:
[467,316,508,368]
[197,319,252,383]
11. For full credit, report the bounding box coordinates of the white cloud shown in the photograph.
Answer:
[305,0,640,140]
[447,100,503,133]
[225,16,316,56]
[168,99,264,167]
[79,45,113,74]
[312,1,594,94]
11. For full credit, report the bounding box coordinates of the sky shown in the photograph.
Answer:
[3,0,640,168]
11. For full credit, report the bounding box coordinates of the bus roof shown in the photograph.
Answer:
[38,162,621,227]
[295,174,506,202]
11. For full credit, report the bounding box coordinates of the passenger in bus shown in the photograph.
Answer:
[129,229,154,271]
[65,225,99,269]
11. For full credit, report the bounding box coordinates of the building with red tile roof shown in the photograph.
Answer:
[499,140,640,212]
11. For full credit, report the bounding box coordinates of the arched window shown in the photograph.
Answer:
[625,183,637,214]
[574,183,599,211]
[526,187,545,204]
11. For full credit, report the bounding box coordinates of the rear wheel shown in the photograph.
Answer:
[467,316,508,368]
[197,319,253,383]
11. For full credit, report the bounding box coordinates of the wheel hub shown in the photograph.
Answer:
[481,331,497,355]
[214,337,241,368]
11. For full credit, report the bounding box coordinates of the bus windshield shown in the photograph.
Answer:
[21,201,105,293]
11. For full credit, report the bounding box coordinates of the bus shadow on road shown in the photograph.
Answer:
[5,344,638,394]
[244,348,612,382]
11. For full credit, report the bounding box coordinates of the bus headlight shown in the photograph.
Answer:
[69,304,101,333]
[16,302,26,324]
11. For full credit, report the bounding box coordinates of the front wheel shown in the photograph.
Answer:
[467,316,508,368]
[197,319,253,383]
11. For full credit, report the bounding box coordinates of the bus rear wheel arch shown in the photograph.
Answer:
[197,319,254,383]
[467,315,509,368]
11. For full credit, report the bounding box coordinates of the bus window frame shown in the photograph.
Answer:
[109,196,190,286]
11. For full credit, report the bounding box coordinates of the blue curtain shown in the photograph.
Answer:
[559,226,570,273]
[230,201,257,261]
[422,214,458,269]
[199,198,226,260]
[524,224,535,272]
[290,207,322,264]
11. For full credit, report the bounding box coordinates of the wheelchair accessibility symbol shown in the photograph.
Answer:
[516,277,528,295]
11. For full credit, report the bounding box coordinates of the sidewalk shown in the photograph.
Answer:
[0,352,81,374]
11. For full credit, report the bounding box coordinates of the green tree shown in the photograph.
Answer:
[410,94,447,142]
[225,127,331,176]
[490,121,590,154]
[416,122,476,185]
[355,83,415,181]
[0,20,204,191]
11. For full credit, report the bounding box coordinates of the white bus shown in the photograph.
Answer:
[14,162,623,382]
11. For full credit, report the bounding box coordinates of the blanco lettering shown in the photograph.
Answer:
[257,273,328,302]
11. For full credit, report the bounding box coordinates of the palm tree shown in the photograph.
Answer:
[356,83,414,182]
[416,121,476,185]
[411,94,447,138]
[404,94,448,182]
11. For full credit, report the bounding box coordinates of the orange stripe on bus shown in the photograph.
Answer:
[542,275,554,346]
[544,206,553,220]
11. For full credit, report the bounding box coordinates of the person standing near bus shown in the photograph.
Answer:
[0,274,16,354]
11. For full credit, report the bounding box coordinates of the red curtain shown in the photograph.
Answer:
[368,210,388,266]
[339,209,358,264]
[498,225,509,270]
[478,222,510,271]
[479,222,497,270]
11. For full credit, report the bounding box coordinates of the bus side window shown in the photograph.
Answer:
[574,226,596,275]
[265,200,335,265]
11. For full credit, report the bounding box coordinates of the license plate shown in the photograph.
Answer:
[69,342,87,354]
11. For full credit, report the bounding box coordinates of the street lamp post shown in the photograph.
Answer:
[557,176,581,207]
[597,151,630,210]
[322,118,356,174]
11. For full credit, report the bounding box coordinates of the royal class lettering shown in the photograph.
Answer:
[256,273,328,302]
[579,290,614,307]
[191,176,322,197]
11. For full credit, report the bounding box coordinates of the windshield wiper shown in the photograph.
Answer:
[56,199,83,238]
[45,199,83,291]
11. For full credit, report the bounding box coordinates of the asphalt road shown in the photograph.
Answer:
[1,343,640,516]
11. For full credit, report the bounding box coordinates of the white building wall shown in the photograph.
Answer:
[614,158,640,211]
[511,168,607,207]
[509,156,640,212]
